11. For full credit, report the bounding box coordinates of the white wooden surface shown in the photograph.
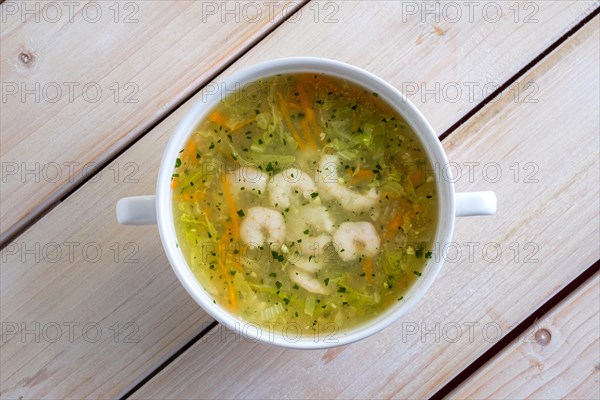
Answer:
[0,0,301,242]
[1,1,598,398]
[450,273,600,400]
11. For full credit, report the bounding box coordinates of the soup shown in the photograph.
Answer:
[172,73,437,338]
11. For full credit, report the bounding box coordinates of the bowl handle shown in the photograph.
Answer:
[116,196,157,225]
[455,191,496,217]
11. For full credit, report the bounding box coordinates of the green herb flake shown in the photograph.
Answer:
[283,297,290,305]
[425,251,433,259]
[271,251,284,262]
[175,158,182,168]
[413,271,422,277]
[337,286,347,293]
[324,278,330,286]
[237,209,245,217]
[415,246,423,258]
[310,192,319,199]
[275,281,283,289]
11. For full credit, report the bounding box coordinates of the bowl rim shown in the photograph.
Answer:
[156,57,455,349]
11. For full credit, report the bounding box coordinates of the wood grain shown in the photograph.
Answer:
[449,273,600,400]
[130,12,600,400]
[1,1,597,398]
[0,0,301,243]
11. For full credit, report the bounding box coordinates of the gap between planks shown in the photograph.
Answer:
[0,0,310,251]
[432,260,600,400]
[122,7,600,399]
[438,5,600,141]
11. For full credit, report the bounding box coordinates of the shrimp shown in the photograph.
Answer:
[332,221,381,262]
[297,205,335,234]
[317,155,378,212]
[229,166,267,195]
[293,256,322,272]
[286,233,332,272]
[269,168,317,209]
[295,234,332,258]
[288,268,330,295]
[240,207,286,248]
[285,204,335,245]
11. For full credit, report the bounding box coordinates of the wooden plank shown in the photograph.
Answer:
[0,0,302,243]
[1,1,597,398]
[449,273,600,400]
[129,12,600,400]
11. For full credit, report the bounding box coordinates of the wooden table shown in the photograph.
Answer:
[1,1,599,398]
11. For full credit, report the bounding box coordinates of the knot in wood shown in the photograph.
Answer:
[19,52,33,65]
[534,328,551,346]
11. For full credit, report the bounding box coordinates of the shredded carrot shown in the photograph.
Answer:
[288,102,302,112]
[218,258,237,310]
[296,83,321,145]
[182,139,197,163]
[218,226,243,273]
[173,191,204,202]
[276,93,306,150]
[363,257,373,283]
[354,169,376,178]
[349,169,376,184]
[384,207,404,241]
[410,170,422,187]
[209,110,228,127]
[221,179,240,241]
[171,178,179,189]
[299,119,318,149]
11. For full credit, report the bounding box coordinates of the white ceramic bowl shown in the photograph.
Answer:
[117,58,496,349]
